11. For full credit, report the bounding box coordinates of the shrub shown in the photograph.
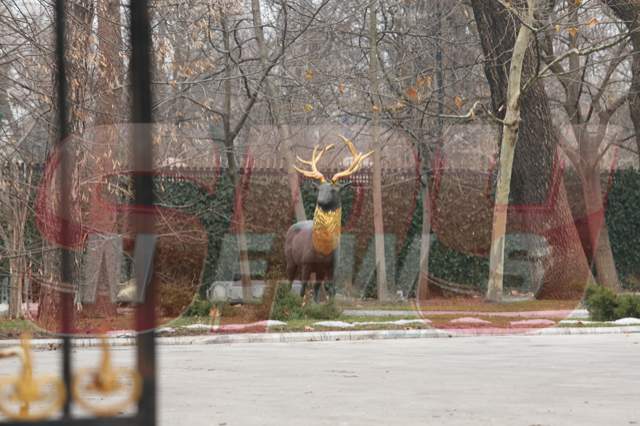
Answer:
[584,285,619,321]
[270,283,343,321]
[183,296,213,317]
[303,300,342,320]
[614,294,640,319]
[582,285,640,321]
[270,283,304,321]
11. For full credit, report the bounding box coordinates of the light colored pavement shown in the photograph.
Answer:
[1,334,639,425]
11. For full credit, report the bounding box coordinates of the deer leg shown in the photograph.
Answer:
[313,283,322,303]
[326,280,336,300]
[300,267,311,305]
[313,271,325,304]
[287,263,297,284]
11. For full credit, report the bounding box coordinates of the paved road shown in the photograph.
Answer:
[1,334,639,425]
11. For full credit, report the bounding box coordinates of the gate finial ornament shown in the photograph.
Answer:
[0,334,66,421]
[72,335,142,417]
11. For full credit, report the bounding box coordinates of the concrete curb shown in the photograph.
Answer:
[1,325,640,350]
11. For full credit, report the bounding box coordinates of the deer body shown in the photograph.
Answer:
[284,137,372,303]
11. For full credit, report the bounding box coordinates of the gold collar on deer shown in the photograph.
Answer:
[312,206,341,256]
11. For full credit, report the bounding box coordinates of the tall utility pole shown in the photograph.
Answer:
[369,0,388,300]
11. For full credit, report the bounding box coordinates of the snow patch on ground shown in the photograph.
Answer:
[559,318,640,326]
[107,330,136,337]
[449,317,492,325]
[613,317,640,325]
[212,320,287,332]
[510,319,556,327]
[183,324,212,330]
[314,321,355,328]
[357,319,431,326]
[254,320,287,327]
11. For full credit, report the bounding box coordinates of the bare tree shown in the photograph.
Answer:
[540,0,631,290]
[479,0,538,301]
[603,0,640,162]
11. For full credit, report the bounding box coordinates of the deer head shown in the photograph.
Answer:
[294,135,373,211]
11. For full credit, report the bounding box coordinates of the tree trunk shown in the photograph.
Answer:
[581,166,620,290]
[471,0,591,300]
[416,180,432,299]
[221,15,252,301]
[603,0,640,164]
[416,0,445,300]
[38,0,95,328]
[8,258,23,319]
[250,0,307,223]
[76,0,123,319]
[485,11,533,301]
[369,0,388,300]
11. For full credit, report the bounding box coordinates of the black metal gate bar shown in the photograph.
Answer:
[130,0,157,424]
[53,0,74,419]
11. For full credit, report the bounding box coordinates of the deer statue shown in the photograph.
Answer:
[285,136,373,303]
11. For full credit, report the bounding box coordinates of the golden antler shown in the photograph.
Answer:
[293,144,334,182]
[331,135,374,182]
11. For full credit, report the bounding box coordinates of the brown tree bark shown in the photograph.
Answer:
[221,15,252,301]
[471,0,592,300]
[76,0,124,319]
[581,164,620,289]
[38,0,95,328]
[369,0,389,300]
[539,3,621,290]
[603,0,640,163]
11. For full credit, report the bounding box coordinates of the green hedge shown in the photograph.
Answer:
[6,167,639,299]
[155,168,640,298]
[397,192,489,297]
[606,169,640,290]
[154,176,355,297]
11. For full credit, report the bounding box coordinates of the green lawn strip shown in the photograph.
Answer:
[0,319,38,337]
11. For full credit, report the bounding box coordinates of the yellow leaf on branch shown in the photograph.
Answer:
[304,104,314,113]
[305,69,314,81]
[406,86,419,102]
[454,96,465,110]
[568,27,578,38]
[417,75,432,88]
